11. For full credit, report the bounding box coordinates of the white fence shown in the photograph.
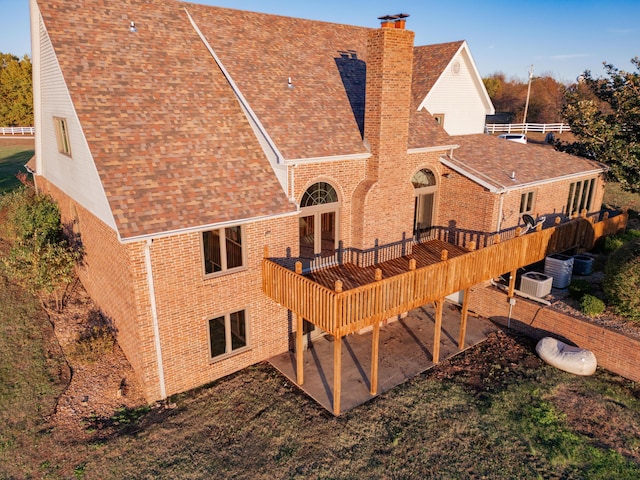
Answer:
[485,123,571,134]
[0,126,35,136]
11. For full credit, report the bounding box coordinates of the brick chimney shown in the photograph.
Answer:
[352,15,415,249]
[364,14,414,181]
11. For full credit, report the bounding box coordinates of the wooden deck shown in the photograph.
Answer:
[306,239,468,291]
[262,212,628,414]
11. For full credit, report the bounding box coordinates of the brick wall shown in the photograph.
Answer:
[469,285,640,383]
[143,215,297,398]
[498,175,606,231]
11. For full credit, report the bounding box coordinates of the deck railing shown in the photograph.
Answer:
[263,212,628,337]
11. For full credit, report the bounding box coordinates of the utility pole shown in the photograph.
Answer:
[522,64,534,125]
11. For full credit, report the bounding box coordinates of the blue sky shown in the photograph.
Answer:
[2,0,638,83]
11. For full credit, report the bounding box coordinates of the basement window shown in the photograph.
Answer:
[202,226,245,276]
[208,309,249,360]
[53,117,71,156]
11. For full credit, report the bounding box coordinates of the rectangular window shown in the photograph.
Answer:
[566,178,595,216]
[208,309,248,360]
[53,117,71,156]
[519,191,535,215]
[202,226,244,275]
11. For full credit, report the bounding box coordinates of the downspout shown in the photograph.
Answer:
[145,239,166,400]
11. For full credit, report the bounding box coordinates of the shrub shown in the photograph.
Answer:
[603,238,640,321]
[568,278,591,300]
[579,294,605,317]
[603,229,640,253]
[69,326,115,363]
[0,186,81,311]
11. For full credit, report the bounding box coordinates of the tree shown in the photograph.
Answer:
[561,58,640,193]
[0,53,33,127]
[483,72,564,124]
[1,187,81,312]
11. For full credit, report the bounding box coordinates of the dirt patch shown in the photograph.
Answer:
[46,282,147,439]
[553,381,640,464]
[0,136,34,147]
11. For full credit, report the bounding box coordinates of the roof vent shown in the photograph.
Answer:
[129,21,137,33]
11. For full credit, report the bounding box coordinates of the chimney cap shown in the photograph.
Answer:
[377,14,399,21]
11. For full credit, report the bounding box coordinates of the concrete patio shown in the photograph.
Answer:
[269,301,498,414]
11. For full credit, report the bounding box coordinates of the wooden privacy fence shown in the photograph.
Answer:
[263,212,628,338]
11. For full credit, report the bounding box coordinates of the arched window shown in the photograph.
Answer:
[299,182,340,268]
[411,169,437,189]
[300,181,338,207]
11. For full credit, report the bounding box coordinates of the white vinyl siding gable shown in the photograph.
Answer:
[420,47,494,136]
[37,12,116,231]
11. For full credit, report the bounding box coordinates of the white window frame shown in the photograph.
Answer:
[53,117,71,156]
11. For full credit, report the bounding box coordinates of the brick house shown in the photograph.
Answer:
[30,0,607,402]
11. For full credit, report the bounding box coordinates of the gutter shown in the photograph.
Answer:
[408,144,460,154]
[118,209,299,244]
[285,152,371,165]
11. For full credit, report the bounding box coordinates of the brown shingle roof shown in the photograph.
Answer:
[38,0,294,240]
[412,41,464,105]
[448,134,605,190]
[184,3,371,160]
[184,3,456,158]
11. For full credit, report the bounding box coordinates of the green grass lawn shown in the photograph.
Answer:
[0,142,34,194]
[603,182,640,214]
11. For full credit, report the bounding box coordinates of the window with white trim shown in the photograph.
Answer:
[202,226,244,275]
[519,191,535,215]
[208,309,248,360]
[53,117,71,156]
[566,178,595,217]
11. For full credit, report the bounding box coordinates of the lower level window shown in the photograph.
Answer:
[208,310,248,360]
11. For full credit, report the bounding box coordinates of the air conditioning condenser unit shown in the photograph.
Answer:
[519,272,553,298]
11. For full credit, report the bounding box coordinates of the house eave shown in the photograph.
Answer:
[118,208,299,244]
[409,144,460,154]
[285,152,371,165]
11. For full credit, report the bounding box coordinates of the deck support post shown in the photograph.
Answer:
[370,321,380,395]
[295,313,304,385]
[507,269,517,298]
[433,299,444,363]
[333,334,342,415]
[458,288,470,349]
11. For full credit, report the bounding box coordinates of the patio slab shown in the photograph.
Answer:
[268,301,498,414]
